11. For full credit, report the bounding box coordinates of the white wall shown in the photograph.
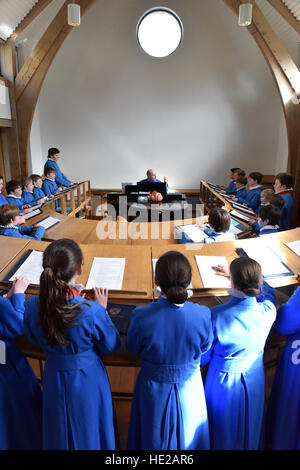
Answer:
[30,0,288,188]
[0,82,11,120]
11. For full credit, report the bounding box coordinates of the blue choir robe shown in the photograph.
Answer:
[6,195,25,211]
[126,296,213,450]
[179,227,235,244]
[202,282,276,450]
[266,286,300,449]
[277,191,293,231]
[42,179,60,209]
[0,225,46,241]
[225,180,236,195]
[252,222,279,236]
[24,295,121,450]
[33,187,46,200]
[22,190,40,207]
[0,194,7,207]
[237,186,262,212]
[0,294,42,449]
[44,159,71,188]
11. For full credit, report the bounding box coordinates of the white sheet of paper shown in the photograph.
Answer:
[152,258,192,288]
[285,240,300,257]
[242,242,291,277]
[195,255,231,288]
[230,210,251,222]
[86,257,125,290]
[9,250,44,285]
[37,216,60,229]
[232,202,255,215]
[23,209,41,220]
[174,224,206,243]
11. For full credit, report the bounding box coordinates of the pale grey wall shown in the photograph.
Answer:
[31,0,288,188]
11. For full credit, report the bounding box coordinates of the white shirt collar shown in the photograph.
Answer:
[260,224,278,232]
[8,194,21,199]
[0,224,18,229]
[249,185,262,190]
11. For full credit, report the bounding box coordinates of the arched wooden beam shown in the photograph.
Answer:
[15,0,96,177]
[223,0,300,222]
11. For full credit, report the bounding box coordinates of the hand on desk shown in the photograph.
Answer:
[212,264,230,278]
[7,277,30,298]
[93,287,108,309]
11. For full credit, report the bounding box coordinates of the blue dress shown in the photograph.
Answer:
[0,194,7,207]
[44,159,71,187]
[203,282,276,450]
[0,294,42,450]
[24,295,120,450]
[266,286,300,449]
[0,225,46,241]
[126,296,213,450]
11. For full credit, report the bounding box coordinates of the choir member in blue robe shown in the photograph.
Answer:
[0,204,46,240]
[225,169,246,196]
[179,208,235,244]
[5,180,31,212]
[31,174,47,201]
[42,168,62,210]
[266,283,300,449]
[0,277,42,450]
[236,172,263,212]
[0,176,7,207]
[202,257,276,450]
[274,173,293,231]
[250,205,280,237]
[126,251,213,450]
[22,177,43,207]
[23,239,120,450]
[44,148,76,188]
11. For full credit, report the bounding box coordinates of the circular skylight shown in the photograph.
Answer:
[137,8,183,58]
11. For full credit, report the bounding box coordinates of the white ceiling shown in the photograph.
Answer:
[0,0,38,40]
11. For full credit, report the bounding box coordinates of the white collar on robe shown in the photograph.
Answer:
[0,224,18,229]
[260,224,279,232]
[7,194,21,199]
[249,185,262,191]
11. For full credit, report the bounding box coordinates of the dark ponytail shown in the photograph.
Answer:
[155,251,192,304]
[230,257,262,297]
[39,239,86,347]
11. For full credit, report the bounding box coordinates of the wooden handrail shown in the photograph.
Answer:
[44,180,91,217]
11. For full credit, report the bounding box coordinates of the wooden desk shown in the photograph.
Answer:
[23,206,68,229]
[0,236,30,274]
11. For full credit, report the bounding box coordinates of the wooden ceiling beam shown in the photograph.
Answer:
[266,0,300,36]
[10,0,53,40]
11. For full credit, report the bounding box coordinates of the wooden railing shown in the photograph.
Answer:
[45,180,91,217]
[200,181,228,212]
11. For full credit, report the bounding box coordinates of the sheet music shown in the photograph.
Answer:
[36,216,60,229]
[174,224,206,243]
[195,256,231,288]
[152,258,192,288]
[230,210,251,222]
[23,209,41,220]
[28,203,42,211]
[232,203,255,216]
[9,250,44,285]
[86,257,125,290]
[285,240,300,257]
[242,242,292,277]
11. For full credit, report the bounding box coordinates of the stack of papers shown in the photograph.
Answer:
[230,210,251,223]
[174,224,206,243]
[36,216,60,230]
[285,240,300,257]
[242,242,293,278]
[195,256,231,288]
[86,258,125,290]
[9,250,44,285]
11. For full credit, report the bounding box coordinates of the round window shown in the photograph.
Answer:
[137,8,183,58]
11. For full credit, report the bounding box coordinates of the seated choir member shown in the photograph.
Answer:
[22,177,45,206]
[202,257,276,450]
[225,169,246,196]
[31,174,47,202]
[265,279,300,449]
[0,176,7,207]
[234,172,263,212]
[0,204,46,240]
[139,169,168,184]
[5,180,32,214]
[250,204,281,236]
[126,251,213,450]
[24,239,120,450]
[179,208,235,244]
[44,148,76,188]
[274,173,293,231]
[229,175,247,201]
[0,277,42,449]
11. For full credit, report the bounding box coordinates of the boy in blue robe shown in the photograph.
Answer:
[0,204,46,240]
[274,173,293,231]
[266,281,300,449]
[225,169,246,196]
[42,167,63,209]
[22,177,45,206]
[126,251,213,450]
[179,208,235,244]
[5,180,32,214]
[31,174,47,201]
[44,147,76,188]
[0,176,7,207]
[24,239,120,450]
[202,257,276,450]
[250,204,280,236]
[235,172,263,212]
[0,276,42,449]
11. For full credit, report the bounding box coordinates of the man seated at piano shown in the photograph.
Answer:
[139,169,170,193]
